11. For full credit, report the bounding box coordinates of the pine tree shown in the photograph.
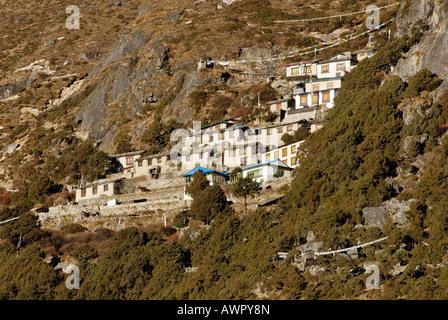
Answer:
[185,170,210,199]
[231,176,261,218]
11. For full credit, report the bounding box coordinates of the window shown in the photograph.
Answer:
[247,169,262,178]
[282,148,288,157]
[239,147,246,156]
[276,103,282,110]
[126,157,133,166]
[321,64,329,73]
[304,65,312,74]
[277,127,283,134]
[274,169,284,178]
[81,188,86,197]
[274,151,279,159]
[266,129,271,136]
[312,93,318,105]
[327,82,334,89]
[287,125,293,132]
[291,145,296,154]
[266,153,271,162]
[92,186,97,195]
[337,63,345,71]
[300,95,308,106]
[103,184,109,192]
[291,157,296,166]
[291,67,299,75]
[185,176,192,184]
[312,84,320,91]
[322,91,330,103]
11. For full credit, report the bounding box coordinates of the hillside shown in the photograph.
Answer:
[0,0,397,190]
[4,0,448,301]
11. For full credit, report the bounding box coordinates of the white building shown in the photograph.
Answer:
[240,159,293,184]
[75,177,135,202]
[267,98,295,113]
[316,52,356,79]
[293,77,343,110]
[110,150,145,174]
[285,60,318,78]
[356,49,375,62]
[177,120,306,172]
[261,140,304,168]
[181,166,228,201]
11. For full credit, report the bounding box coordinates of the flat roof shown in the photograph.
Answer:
[285,60,319,67]
[300,76,343,84]
[266,139,305,152]
[267,98,294,104]
[110,150,145,158]
[317,56,355,64]
[77,177,126,189]
[252,119,306,131]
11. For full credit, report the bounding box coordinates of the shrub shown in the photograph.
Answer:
[96,228,113,242]
[0,188,11,206]
[172,213,189,229]
[190,185,228,224]
[405,68,442,98]
[281,127,310,144]
[72,243,98,261]
[61,223,87,235]
[185,170,210,199]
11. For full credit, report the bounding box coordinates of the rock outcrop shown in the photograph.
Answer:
[395,0,448,100]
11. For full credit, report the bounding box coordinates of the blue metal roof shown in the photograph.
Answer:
[181,166,226,177]
[241,159,290,171]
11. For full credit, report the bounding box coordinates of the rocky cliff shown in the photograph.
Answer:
[395,0,448,99]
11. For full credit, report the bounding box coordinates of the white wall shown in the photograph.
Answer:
[286,63,317,78]
[294,88,338,109]
[76,182,115,202]
[262,141,303,168]
[317,60,352,78]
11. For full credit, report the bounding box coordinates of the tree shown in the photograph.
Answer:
[405,68,442,98]
[231,176,261,218]
[281,127,310,144]
[229,167,242,180]
[185,170,210,199]
[190,185,228,225]
[27,173,62,203]
[0,212,40,247]
[172,212,189,228]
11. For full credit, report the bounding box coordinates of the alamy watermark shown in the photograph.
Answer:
[366,5,380,29]
[66,5,80,30]
[365,263,380,290]
[64,264,80,290]
[169,121,283,169]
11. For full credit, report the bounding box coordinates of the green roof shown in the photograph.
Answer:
[200,118,236,130]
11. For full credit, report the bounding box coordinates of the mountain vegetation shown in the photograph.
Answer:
[3,0,448,300]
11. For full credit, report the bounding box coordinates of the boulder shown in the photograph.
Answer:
[382,198,416,226]
[80,51,99,61]
[305,230,316,242]
[1,142,19,156]
[362,207,387,228]
[297,241,323,255]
